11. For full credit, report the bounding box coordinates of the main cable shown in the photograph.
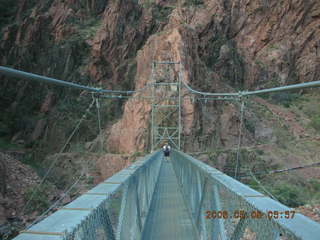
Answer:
[0,66,134,94]
[181,81,239,97]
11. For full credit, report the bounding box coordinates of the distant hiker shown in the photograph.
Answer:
[162,143,171,162]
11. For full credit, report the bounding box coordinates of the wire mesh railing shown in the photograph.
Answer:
[3,65,320,240]
[171,150,320,240]
[13,151,162,240]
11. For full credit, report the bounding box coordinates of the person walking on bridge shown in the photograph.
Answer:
[162,143,171,162]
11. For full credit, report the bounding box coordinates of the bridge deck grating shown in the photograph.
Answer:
[141,158,198,239]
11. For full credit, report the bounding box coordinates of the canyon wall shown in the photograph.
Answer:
[1,0,320,153]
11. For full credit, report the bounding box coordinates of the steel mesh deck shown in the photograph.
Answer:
[141,159,198,239]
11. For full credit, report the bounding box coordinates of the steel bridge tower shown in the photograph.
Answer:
[150,61,182,151]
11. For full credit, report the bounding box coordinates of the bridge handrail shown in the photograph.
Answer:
[13,150,163,240]
[171,150,320,240]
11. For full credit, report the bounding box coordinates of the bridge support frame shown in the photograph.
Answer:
[150,61,182,151]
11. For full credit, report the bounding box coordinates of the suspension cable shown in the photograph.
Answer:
[24,171,85,230]
[234,99,245,179]
[249,169,278,201]
[181,81,239,97]
[180,72,320,97]
[22,98,96,214]
[3,65,320,98]
[94,94,103,153]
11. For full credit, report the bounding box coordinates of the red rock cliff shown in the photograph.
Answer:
[1,0,320,153]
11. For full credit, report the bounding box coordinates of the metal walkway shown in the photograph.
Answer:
[3,62,320,240]
[12,150,320,240]
[142,159,198,239]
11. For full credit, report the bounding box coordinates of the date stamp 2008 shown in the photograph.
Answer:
[205,210,296,220]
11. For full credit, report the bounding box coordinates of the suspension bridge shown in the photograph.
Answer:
[1,65,320,239]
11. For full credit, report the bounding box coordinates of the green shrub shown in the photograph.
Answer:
[308,115,320,131]
[131,152,144,158]
[270,92,300,108]
[0,137,18,150]
[244,118,255,134]
[273,126,292,149]
[302,101,319,117]
[255,149,264,155]
[309,179,320,192]
[271,183,305,207]
[152,4,174,23]
[21,153,44,176]
[24,183,53,213]
[246,175,319,208]
[0,1,18,28]
[306,179,320,204]
[86,176,94,185]
[247,179,260,190]
[205,36,227,67]
[184,0,204,6]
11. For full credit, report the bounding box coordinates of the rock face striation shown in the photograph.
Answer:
[1,0,320,152]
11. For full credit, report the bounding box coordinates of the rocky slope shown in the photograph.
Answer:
[1,0,320,153]
[107,0,320,153]
[0,152,42,237]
